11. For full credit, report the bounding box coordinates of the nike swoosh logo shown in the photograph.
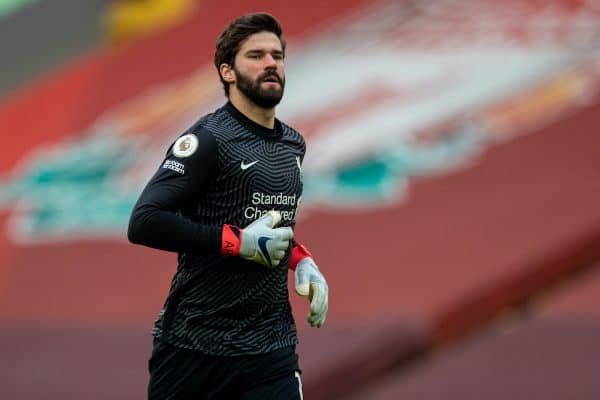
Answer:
[257,236,272,266]
[241,160,259,170]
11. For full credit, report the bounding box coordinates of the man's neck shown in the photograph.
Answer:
[229,90,276,129]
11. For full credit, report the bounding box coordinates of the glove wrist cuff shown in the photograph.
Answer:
[221,224,242,256]
[290,243,313,271]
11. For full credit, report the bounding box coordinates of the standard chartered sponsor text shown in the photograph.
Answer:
[245,192,299,221]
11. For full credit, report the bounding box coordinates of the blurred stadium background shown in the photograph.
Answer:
[1,0,599,398]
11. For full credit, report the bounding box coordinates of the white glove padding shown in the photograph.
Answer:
[240,211,293,268]
[295,257,328,327]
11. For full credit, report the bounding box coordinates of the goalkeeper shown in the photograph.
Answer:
[128,12,328,400]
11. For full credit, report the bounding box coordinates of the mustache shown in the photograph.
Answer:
[258,71,283,84]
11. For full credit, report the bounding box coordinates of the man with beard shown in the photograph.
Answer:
[128,13,328,400]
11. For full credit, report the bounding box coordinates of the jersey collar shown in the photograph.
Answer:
[224,102,283,140]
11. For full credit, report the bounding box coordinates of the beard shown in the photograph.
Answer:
[234,68,285,108]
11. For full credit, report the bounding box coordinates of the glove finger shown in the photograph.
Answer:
[249,210,281,229]
[308,283,328,327]
[309,282,328,316]
[308,308,327,327]
[275,227,294,241]
[267,211,282,227]
[273,239,290,251]
[308,311,326,327]
[295,268,310,296]
[316,313,327,328]
[272,250,285,261]
[270,258,280,268]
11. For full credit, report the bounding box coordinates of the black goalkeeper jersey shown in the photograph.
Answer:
[128,102,305,356]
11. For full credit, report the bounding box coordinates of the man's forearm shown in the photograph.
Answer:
[128,204,220,253]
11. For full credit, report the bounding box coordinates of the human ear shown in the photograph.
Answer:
[220,64,235,83]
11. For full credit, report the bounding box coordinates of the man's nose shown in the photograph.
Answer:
[264,53,277,68]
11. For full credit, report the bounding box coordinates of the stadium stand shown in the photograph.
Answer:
[345,265,600,400]
[0,0,105,98]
